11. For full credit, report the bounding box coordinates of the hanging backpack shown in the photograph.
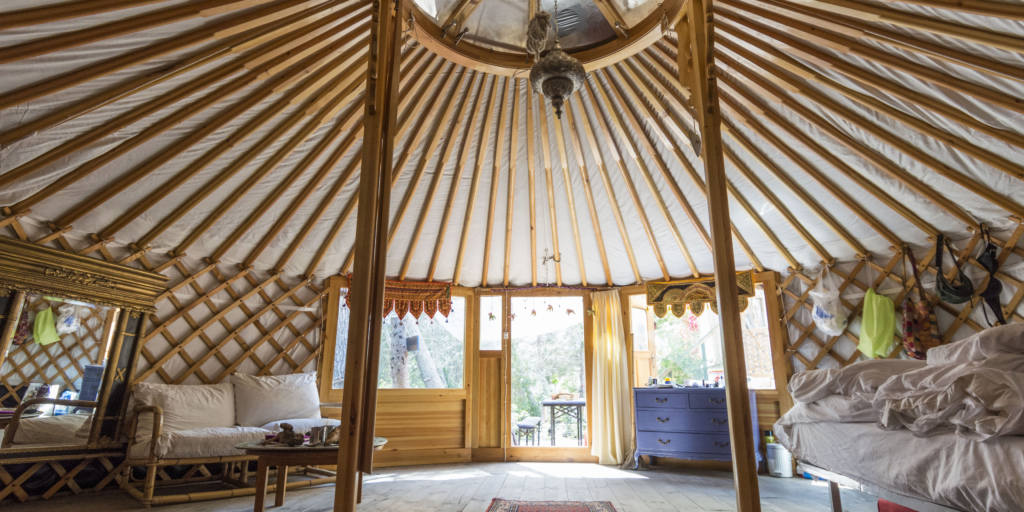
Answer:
[902,249,940,360]
[810,265,848,336]
[976,226,1007,327]
[934,234,973,305]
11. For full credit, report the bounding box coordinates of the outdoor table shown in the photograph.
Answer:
[236,437,386,511]
[540,399,586,446]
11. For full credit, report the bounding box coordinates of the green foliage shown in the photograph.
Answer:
[377,314,464,389]
[511,322,586,442]
[654,315,709,382]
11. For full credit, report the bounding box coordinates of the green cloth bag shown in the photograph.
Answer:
[33,308,62,346]
[858,289,894,358]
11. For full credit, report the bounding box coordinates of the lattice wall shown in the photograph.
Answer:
[134,255,324,386]
[781,221,1024,372]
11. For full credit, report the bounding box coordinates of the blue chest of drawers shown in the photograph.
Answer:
[633,387,761,468]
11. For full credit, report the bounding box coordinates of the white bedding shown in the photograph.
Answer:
[776,421,1024,512]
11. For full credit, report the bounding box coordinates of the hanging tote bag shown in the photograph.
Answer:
[858,288,895,359]
[810,265,847,336]
[33,307,62,346]
[901,250,940,360]
[976,227,1007,327]
[934,234,973,304]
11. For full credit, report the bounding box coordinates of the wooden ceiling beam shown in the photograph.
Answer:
[537,90,564,286]
[715,31,1024,184]
[588,72,700,278]
[398,72,486,280]
[423,73,488,282]
[385,69,472,250]
[550,99,591,287]
[440,0,484,36]
[781,0,1024,51]
[0,0,179,29]
[757,0,1024,84]
[564,99,613,285]
[0,0,320,65]
[613,60,765,271]
[647,38,908,249]
[503,79,521,287]
[526,82,539,286]
[716,51,990,228]
[571,91,642,284]
[5,14,370,215]
[717,1,1024,116]
[481,78,511,287]
[580,79,669,281]
[714,14,1024,152]
[717,39,1024,220]
[452,76,502,286]
[0,0,351,112]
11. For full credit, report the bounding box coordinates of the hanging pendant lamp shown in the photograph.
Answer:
[528,0,585,119]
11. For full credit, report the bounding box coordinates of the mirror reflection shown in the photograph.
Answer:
[1,293,118,450]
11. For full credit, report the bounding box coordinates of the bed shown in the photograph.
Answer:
[776,421,1024,512]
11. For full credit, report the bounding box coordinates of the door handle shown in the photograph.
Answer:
[714,441,730,448]
[709,397,726,404]
[711,418,727,425]
[656,417,669,423]
[658,439,670,445]
[655,397,668,403]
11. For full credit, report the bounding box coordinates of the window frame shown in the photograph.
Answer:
[318,276,474,404]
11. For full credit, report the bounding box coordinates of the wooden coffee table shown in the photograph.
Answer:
[237,437,386,511]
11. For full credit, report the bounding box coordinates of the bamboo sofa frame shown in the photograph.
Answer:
[1,398,100,449]
[122,403,342,507]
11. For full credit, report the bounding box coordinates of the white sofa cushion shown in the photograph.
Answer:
[129,426,269,460]
[12,414,91,446]
[231,373,320,427]
[131,382,235,442]
[261,417,340,434]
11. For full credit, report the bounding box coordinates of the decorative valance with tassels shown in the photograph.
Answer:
[646,271,756,318]
[345,277,452,318]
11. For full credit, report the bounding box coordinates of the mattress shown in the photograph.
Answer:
[776,421,1024,512]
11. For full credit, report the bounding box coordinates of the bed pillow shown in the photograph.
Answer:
[132,382,235,442]
[231,373,321,428]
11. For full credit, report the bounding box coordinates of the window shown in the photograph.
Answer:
[479,295,503,351]
[651,284,775,390]
[331,295,466,390]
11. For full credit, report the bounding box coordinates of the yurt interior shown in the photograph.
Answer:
[1,0,1023,510]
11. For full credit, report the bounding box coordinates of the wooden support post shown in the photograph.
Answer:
[683,0,760,510]
[334,0,403,509]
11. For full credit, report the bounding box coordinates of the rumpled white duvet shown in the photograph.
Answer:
[778,323,1024,441]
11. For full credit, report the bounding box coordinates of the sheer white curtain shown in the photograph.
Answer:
[590,290,632,465]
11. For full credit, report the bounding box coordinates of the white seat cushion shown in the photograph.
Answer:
[129,426,269,460]
[261,417,340,433]
[12,414,91,446]
[231,373,320,427]
[131,382,235,443]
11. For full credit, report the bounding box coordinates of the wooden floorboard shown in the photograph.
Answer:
[2,462,878,511]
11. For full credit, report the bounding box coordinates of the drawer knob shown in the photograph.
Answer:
[714,441,730,448]
[709,397,726,404]
[711,418,727,425]
[656,417,669,423]
[657,439,671,445]
[655,397,668,403]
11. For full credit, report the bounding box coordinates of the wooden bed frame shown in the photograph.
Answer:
[798,462,967,512]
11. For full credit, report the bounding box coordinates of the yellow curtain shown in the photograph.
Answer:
[590,290,632,465]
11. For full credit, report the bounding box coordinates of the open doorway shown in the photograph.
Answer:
[509,295,587,447]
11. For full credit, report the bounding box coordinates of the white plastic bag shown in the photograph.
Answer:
[56,304,81,335]
[809,266,847,336]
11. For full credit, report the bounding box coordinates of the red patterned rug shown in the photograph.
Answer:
[486,499,617,511]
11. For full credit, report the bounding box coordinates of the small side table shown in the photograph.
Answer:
[540,399,586,446]
[236,437,386,511]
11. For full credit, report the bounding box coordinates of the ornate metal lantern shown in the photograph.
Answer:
[528,0,586,119]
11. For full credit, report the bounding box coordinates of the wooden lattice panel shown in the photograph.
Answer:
[1,296,110,405]
[781,221,1024,372]
[133,258,325,385]
[0,456,126,502]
